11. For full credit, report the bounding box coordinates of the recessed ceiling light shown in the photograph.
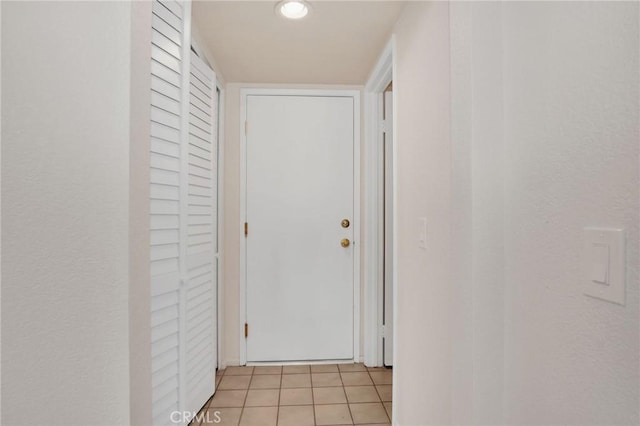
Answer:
[276,0,310,20]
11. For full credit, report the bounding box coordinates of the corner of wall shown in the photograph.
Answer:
[392,2,454,424]
[191,16,226,87]
[129,1,153,424]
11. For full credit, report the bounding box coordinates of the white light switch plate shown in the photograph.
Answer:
[419,217,427,249]
[582,227,625,305]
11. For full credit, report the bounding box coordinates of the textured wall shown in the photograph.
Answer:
[502,2,639,424]
[467,4,506,423]
[404,2,639,425]
[223,84,242,367]
[449,2,474,424]
[450,2,506,424]
[129,1,153,424]
[393,2,453,424]
[2,2,133,424]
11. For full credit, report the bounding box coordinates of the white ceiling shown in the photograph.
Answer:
[192,1,406,84]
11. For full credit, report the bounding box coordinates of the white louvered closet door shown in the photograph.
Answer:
[184,51,218,413]
[149,0,218,425]
[150,0,186,424]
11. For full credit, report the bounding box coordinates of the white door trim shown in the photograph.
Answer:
[363,38,394,367]
[216,82,226,371]
[239,88,361,365]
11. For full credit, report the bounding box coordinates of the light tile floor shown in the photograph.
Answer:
[192,363,392,426]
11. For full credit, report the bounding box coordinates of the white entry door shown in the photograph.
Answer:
[244,93,357,362]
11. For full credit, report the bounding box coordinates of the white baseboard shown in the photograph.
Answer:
[223,358,240,368]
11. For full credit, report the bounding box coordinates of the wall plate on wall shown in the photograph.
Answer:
[582,228,625,305]
[418,217,427,249]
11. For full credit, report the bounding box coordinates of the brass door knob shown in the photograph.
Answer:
[341,219,350,228]
[341,238,351,248]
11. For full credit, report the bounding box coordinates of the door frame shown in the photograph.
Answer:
[363,38,395,367]
[239,88,361,365]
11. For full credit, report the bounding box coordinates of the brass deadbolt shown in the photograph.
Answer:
[341,219,350,228]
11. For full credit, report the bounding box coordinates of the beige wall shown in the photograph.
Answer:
[394,1,639,424]
[449,2,506,424]
[392,2,453,424]
[222,83,364,366]
[2,2,141,424]
[222,84,242,366]
[129,1,153,424]
[501,3,638,424]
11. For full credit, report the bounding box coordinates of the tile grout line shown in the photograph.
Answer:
[310,372,318,426]
[339,371,355,425]
[312,390,318,426]
[368,367,390,423]
[237,368,254,426]
[275,372,282,426]
[339,372,353,426]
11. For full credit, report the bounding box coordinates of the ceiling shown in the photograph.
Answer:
[192,1,406,85]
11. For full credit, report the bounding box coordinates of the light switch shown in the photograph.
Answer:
[589,244,609,285]
[418,217,427,249]
[583,228,625,305]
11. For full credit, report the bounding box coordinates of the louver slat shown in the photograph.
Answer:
[150,1,184,425]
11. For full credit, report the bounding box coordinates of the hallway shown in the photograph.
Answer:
[1,1,639,425]
[193,364,392,426]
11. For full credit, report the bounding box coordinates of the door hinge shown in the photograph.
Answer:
[245,120,248,135]
[244,323,249,338]
[380,119,387,134]
[380,325,386,338]
[244,222,248,237]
